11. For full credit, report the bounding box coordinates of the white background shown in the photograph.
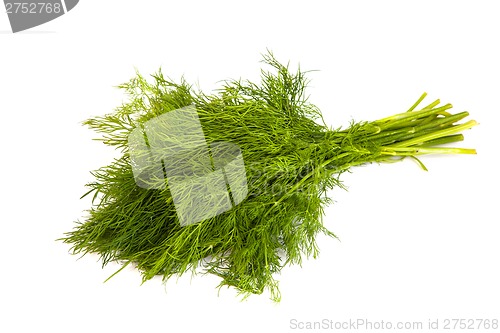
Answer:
[1,1,499,332]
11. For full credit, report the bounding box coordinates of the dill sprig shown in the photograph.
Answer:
[62,52,476,301]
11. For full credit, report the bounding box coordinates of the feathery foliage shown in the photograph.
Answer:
[62,52,477,301]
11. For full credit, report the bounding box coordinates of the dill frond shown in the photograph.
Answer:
[61,52,477,302]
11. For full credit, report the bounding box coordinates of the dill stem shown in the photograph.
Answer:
[376,104,453,125]
[381,147,477,155]
[388,120,478,148]
[407,92,428,112]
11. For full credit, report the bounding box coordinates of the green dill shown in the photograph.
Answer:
[61,52,477,302]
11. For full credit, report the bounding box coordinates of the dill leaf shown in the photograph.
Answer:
[62,52,477,302]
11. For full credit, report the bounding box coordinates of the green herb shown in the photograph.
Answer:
[62,52,477,301]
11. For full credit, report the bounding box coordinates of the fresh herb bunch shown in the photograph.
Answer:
[63,53,476,301]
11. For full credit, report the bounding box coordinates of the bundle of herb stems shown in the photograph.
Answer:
[62,53,476,301]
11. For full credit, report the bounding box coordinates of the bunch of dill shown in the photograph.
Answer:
[62,53,476,301]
